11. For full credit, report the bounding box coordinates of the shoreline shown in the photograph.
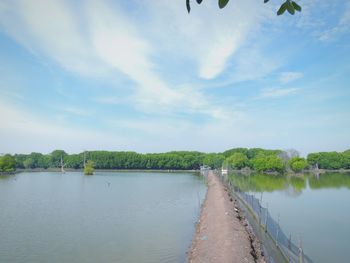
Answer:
[187,171,265,263]
[13,168,199,173]
[11,168,350,175]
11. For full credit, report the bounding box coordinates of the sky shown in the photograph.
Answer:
[0,0,349,155]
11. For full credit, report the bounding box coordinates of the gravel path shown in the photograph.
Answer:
[188,171,265,263]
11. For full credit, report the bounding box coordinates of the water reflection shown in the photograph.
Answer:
[308,172,350,189]
[229,171,350,263]
[0,173,16,180]
[229,172,350,194]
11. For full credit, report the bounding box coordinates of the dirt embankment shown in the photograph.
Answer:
[188,171,265,263]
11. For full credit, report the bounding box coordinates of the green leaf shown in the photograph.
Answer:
[218,0,230,9]
[186,0,190,13]
[277,2,287,16]
[292,1,302,12]
[286,0,295,15]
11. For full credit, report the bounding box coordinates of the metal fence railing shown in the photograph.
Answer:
[214,170,314,263]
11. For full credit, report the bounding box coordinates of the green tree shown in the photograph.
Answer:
[65,154,83,169]
[223,148,248,158]
[0,154,16,172]
[225,153,248,169]
[50,150,67,168]
[84,160,94,175]
[288,157,307,172]
[251,154,285,173]
[247,148,282,159]
[23,158,35,169]
[37,155,50,169]
[307,153,320,167]
[342,150,350,169]
[307,152,344,169]
[14,154,27,169]
[203,153,225,169]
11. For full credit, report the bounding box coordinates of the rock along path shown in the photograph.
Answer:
[188,171,264,263]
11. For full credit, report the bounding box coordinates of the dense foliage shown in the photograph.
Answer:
[1,148,348,174]
[251,154,285,173]
[13,150,207,170]
[224,153,248,170]
[307,151,350,170]
[203,153,225,169]
[0,154,16,173]
[288,157,308,172]
[223,148,284,172]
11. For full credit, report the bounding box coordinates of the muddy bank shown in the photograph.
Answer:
[188,171,265,263]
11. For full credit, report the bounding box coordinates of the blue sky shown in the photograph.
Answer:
[0,0,349,155]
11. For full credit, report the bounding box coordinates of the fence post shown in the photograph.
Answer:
[259,192,263,225]
[299,235,304,263]
[288,234,292,263]
[259,203,262,225]
[276,214,280,247]
[265,202,268,232]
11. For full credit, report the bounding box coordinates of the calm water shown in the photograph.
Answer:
[0,171,206,263]
[229,172,350,263]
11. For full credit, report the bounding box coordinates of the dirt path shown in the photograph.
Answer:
[188,171,265,263]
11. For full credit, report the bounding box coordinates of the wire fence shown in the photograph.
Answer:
[213,169,314,263]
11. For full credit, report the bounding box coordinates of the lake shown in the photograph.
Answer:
[0,171,206,263]
[229,172,350,263]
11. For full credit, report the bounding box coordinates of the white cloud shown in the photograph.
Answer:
[279,71,304,84]
[143,0,273,80]
[93,96,125,105]
[0,0,105,76]
[259,87,300,99]
[0,0,241,120]
[60,107,90,117]
[228,46,281,83]
[318,2,350,42]
[0,100,253,154]
[0,100,130,154]
[84,0,243,119]
[198,34,239,79]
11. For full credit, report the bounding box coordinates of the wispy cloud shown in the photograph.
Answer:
[0,100,127,153]
[319,2,350,42]
[144,0,274,81]
[259,87,300,99]
[60,107,90,117]
[279,72,304,84]
[0,0,252,121]
[0,0,106,76]
[93,96,125,105]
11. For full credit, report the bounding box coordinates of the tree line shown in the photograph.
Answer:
[12,150,207,170]
[223,148,350,172]
[1,148,349,174]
